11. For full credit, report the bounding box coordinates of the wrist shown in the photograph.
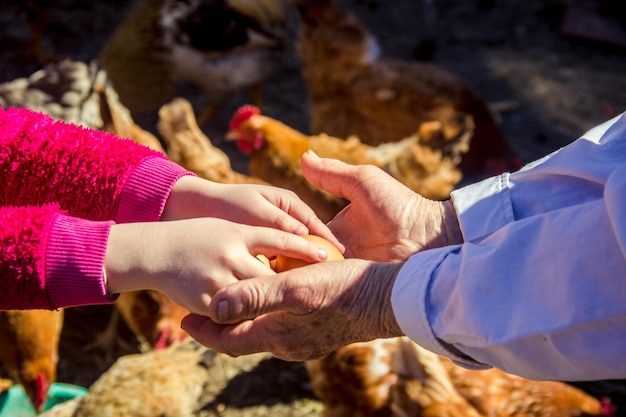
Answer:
[104,223,159,295]
[162,175,216,221]
[440,199,463,246]
[409,197,463,251]
[351,261,404,339]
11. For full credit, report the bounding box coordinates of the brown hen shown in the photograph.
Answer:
[441,357,614,417]
[0,309,64,412]
[113,291,190,352]
[157,97,266,184]
[307,337,612,417]
[40,339,217,417]
[306,337,482,417]
[228,104,473,222]
[295,0,521,182]
[84,290,191,360]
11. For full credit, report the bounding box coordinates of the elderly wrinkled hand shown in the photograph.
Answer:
[301,151,461,262]
[180,259,405,361]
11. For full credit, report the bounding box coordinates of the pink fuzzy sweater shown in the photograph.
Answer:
[0,107,193,310]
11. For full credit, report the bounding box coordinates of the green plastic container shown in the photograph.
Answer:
[0,382,88,417]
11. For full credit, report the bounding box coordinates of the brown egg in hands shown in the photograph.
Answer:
[275,234,344,272]
[256,254,272,268]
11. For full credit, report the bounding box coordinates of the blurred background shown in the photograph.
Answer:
[1,0,625,169]
[0,1,625,416]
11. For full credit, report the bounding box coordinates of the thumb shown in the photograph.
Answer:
[208,275,292,324]
[301,150,361,200]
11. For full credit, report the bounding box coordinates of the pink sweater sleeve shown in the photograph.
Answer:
[0,107,195,309]
[0,206,115,309]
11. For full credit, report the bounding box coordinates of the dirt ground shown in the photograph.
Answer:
[1,0,626,416]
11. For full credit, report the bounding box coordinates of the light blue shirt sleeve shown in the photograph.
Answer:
[391,113,626,381]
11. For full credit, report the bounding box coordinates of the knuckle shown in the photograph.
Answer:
[359,164,380,178]
[272,231,292,251]
[220,250,239,268]
[238,282,267,317]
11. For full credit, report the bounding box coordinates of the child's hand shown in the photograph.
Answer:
[162,176,344,253]
[104,218,331,315]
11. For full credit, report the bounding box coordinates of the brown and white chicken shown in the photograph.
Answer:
[307,336,613,417]
[228,104,473,222]
[40,339,217,417]
[295,0,522,182]
[307,337,484,417]
[99,0,294,121]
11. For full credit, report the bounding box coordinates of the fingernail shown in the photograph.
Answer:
[305,149,319,158]
[318,248,328,260]
[217,299,231,322]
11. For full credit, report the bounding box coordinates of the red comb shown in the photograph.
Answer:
[600,397,616,417]
[230,105,261,130]
[154,326,171,350]
[35,372,49,411]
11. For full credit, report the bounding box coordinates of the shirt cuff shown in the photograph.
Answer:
[45,214,118,308]
[450,173,514,242]
[391,246,490,370]
[115,157,196,223]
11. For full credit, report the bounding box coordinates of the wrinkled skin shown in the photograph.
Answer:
[301,151,461,261]
[183,259,404,361]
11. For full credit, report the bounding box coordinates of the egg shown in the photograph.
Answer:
[275,234,344,272]
[256,254,271,268]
